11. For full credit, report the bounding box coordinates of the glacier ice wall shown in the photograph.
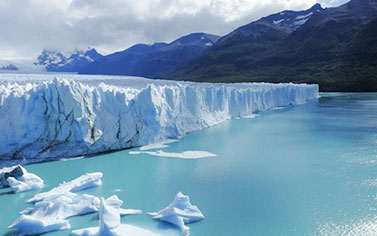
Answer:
[0,74,318,162]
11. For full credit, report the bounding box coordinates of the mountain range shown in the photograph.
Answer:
[78,33,220,78]
[76,5,323,79]
[31,0,377,91]
[165,0,377,91]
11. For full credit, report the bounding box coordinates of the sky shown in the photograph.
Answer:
[0,0,349,60]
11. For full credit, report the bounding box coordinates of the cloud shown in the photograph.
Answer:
[0,0,349,60]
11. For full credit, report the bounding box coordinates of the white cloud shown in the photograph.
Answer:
[0,0,349,60]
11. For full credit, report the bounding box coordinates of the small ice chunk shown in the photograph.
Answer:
[113,224,160,236]
[61,156,84,161]
[27,172,103,203]
[131,150,217,159]
[148,192,204,236]
[9,215,70,235]
[99,196,120,234]
[129,151,141,155]
[242,114,259,119]
[8,172,44,193]
[0,165,43,193]
[0,165,24,188]
[71,195,154,236]
[9,192,100,235]
[139,139,179,151]
[71,225,159,236]
[119,209,142,215]
[271,106,286,110]
[71,227,99,236]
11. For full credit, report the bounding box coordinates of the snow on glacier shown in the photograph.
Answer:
[0,73,318,163]
[0,165,43,193]
[148,192,205,236]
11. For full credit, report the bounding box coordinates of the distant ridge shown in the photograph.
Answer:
[79,33,220,78]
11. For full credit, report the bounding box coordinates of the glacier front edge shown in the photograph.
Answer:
[0,74,318,163]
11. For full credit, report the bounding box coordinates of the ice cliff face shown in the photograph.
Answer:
[0,74,318,162]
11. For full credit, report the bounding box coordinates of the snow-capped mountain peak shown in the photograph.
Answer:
[220,4,324,42]
[262,3,324,32]
[36,48,103,72]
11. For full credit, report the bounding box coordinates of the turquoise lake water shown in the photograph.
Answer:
[1,93,377,236]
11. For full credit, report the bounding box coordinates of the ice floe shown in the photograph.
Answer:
[71,195,156,236]
[139,139,179,151]
[131,150,217,159]
[0,165,43,193]
[242,114,259,119]
[148,192,205,236]
[27,172,103,203]
[9,192,100,235]
[9,172,143,235]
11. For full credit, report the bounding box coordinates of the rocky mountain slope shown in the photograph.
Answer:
[166,0,377,92]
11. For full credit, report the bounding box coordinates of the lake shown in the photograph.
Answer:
[1,93,377,236]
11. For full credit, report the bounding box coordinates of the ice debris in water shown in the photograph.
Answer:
[0,165,43,193]
[27,172,103,203]
[8,192,101,235]
[132,139,217,159]
[148,192,205,236]
[71,195,155,236]
[131,150,217,159]
[139,139,179,151]
[8,172,105,235]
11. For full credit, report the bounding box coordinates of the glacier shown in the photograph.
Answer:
[0,73,318,163]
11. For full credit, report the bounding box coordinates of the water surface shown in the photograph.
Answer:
[1,93,377,236]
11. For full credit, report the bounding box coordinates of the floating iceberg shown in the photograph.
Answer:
[10,193,142,235]
[9,192,100,235]
[0,74,318,163]
[27,172,102,203]
[148,192,205,236]
[0,165,43,193]
[134,139,217,159]
[72,195,156,236]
